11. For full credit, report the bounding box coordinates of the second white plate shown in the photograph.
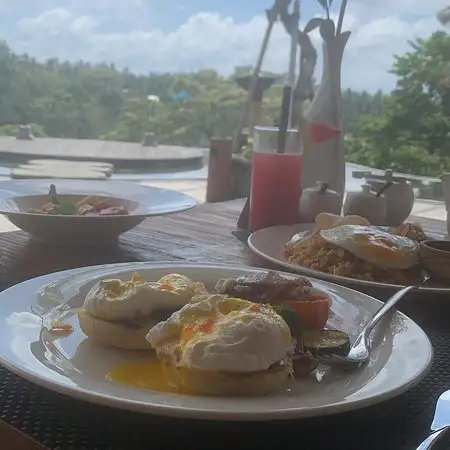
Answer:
[248,223,450,294]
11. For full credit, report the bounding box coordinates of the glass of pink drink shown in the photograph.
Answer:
[249,126,302,230]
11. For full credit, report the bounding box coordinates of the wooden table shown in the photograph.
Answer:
[0,199,448,450]
[0,421,47,450]
[1,199,447,290]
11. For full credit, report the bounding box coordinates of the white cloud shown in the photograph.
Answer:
[348,0,448,17]
[18,8,99,35]
[5,1,449,92]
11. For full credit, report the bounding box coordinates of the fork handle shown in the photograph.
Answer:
[361,285,416,342]
[416,426,449,450]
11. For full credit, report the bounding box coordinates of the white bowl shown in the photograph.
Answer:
[1,194,145,243]
[0,180,198,244]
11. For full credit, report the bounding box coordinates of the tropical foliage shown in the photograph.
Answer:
[0,30,448,177]
[346,31,450,177]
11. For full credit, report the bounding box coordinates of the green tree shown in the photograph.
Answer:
[438,7,450,26]
[0,40,385,157]
[347,31,450,176]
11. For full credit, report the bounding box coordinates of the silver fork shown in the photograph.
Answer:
[314,284,419,369]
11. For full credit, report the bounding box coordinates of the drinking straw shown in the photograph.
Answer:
[231,3,279,156]
[277,85,292,154]
[278,0,299,153]
[287,0,300,129]
[336,0,348,35]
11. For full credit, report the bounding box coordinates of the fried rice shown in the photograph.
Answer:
[283,230,422,285]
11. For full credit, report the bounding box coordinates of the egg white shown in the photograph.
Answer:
[146,295,291,373]
[83,273,207,322]
[315,213,371,230]
[320,225,419,269]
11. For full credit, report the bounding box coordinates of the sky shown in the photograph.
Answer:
[0,0,447,92]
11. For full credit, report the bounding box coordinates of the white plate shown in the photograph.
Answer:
[0,179,197,242]
[0,262,432,421]
[248,224,450,294]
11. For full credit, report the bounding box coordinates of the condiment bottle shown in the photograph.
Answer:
[298,181,342,223]
[382,170,415,226]
[447,204,450,237]
[343,184,386,225]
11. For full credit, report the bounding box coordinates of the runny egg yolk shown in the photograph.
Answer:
[354,233,403,261]
[106,318,217,395]
[181,318,214,342]
[106,301,284,395]
[106,359,194,395]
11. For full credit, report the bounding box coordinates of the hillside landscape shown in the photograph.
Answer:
[0,30,448,177]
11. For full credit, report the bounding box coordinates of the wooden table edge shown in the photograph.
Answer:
[0,419,48,450]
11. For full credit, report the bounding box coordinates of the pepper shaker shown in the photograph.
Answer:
[299,181,342,223]
[382,170,415,226]
[343,184,386,225]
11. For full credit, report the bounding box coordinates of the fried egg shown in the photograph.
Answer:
[146,295,291,373]
[83,272,207,322]
[319,225,419,269]
[315,212,371,229]
[334,215,371,227]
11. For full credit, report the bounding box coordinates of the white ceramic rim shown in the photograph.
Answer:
[0,193,144,219]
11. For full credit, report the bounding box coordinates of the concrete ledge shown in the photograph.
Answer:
[11,159,114,180]
[0,137,205,172]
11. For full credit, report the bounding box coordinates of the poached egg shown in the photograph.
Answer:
[320,225,419,269]
[146,295,291,373]
[83,272,207,322]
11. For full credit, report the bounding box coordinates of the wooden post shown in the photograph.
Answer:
[206,138,233,203]
[248,101,262,134]
[16,125,34,140]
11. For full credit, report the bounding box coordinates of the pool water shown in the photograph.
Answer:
[0,160,377,192]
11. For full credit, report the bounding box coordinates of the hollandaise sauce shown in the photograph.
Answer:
[106,360,195,395]
[48,320,74,336]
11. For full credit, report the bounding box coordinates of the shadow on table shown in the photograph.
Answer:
[0,372,438,450]
[0,230,152,289]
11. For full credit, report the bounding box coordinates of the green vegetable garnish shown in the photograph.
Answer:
[49,184,59,205]
[273,304,305,339]
[58,202,77,215]
[301,329,351,357]
[47,184,77,215]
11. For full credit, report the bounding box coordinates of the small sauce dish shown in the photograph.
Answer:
[419,240,450,284]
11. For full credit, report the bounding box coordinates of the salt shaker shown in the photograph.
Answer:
[441,173,450,206]
[299,181,342,223]
[343,184,386,225]
[382,170,415,226]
